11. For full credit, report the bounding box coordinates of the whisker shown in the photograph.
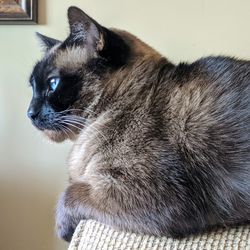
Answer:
[84,120,109,143]
[63,117,86,123]
[57,108,84,114]
[53,122,71,138]
[57,107,98,117]
[61,119,85,127]
[51,116,78,138]
[84,107,98,116]
[59,122,74,134]
[58,124,71,138]
[60,115,86,120]
[61,117,109,144]
[63,116,105,128]
[61,121,83,131]
[54,110,112,146]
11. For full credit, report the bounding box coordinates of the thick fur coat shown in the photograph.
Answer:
[27,7,250,242]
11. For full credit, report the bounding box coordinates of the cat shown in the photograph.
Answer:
[27,6,250,242]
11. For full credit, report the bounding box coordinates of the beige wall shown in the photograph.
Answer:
[1,0,250,249]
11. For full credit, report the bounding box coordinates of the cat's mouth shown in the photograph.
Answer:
[31,115,83,142]
[31,117,59,131]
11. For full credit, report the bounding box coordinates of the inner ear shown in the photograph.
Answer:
[67,6,104,52]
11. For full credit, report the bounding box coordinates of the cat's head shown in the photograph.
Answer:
[27,6,130,142]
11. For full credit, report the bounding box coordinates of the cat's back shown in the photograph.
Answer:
[169,56,250,86]
[168,56,250,124]
[167,56,250,171]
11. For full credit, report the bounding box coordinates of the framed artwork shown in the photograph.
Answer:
[0,0,38,24]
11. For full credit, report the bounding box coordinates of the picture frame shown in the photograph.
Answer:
[0,0,38,24]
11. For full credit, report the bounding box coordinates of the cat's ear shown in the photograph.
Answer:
[67,6,104,51]
[67,6,130,67]
[36,32,61,51]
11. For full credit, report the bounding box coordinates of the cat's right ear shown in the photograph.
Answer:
[36,32,61,51]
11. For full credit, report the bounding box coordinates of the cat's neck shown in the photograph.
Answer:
[113,29,163,61]
[106,31,173,103]
[83,30,174,122]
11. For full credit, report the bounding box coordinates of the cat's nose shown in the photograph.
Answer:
[27,98,43,120]
[27,108,39,120]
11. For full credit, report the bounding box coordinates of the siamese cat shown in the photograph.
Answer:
[27,6,250,242]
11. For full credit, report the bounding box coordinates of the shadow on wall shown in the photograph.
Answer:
[0,181,67,250]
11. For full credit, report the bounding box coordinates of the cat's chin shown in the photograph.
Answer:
[43,130,75,143]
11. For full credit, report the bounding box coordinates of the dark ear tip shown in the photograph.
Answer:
[35,32,61,51]
[67,6,82,16]
[35,32,43,39]
[35,32,46,42]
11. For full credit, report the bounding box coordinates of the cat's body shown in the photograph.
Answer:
[28,7,250,242]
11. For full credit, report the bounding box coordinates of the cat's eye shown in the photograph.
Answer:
[48,77,60,92]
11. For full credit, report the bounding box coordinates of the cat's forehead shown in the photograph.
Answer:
[54,45,94,71]
[33,44,93,80]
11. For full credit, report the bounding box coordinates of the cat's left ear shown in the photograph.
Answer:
[67,6,104,52]
[36,32,61,51]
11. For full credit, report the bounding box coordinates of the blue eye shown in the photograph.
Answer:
[49,77,60,91]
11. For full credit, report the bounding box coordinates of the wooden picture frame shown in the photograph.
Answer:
[0,0,38,24]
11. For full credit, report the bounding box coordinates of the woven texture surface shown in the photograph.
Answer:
[68,220,250,250]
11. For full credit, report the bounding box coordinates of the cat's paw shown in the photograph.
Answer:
[56,192,78,242]
[56,218,75,242]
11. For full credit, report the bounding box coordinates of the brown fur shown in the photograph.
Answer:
[55,46,94,71]
[28,7,250,242]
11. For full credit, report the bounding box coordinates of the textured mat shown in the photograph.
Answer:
[69,220,250,250]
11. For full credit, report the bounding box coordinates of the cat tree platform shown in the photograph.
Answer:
[69,219,250,250]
